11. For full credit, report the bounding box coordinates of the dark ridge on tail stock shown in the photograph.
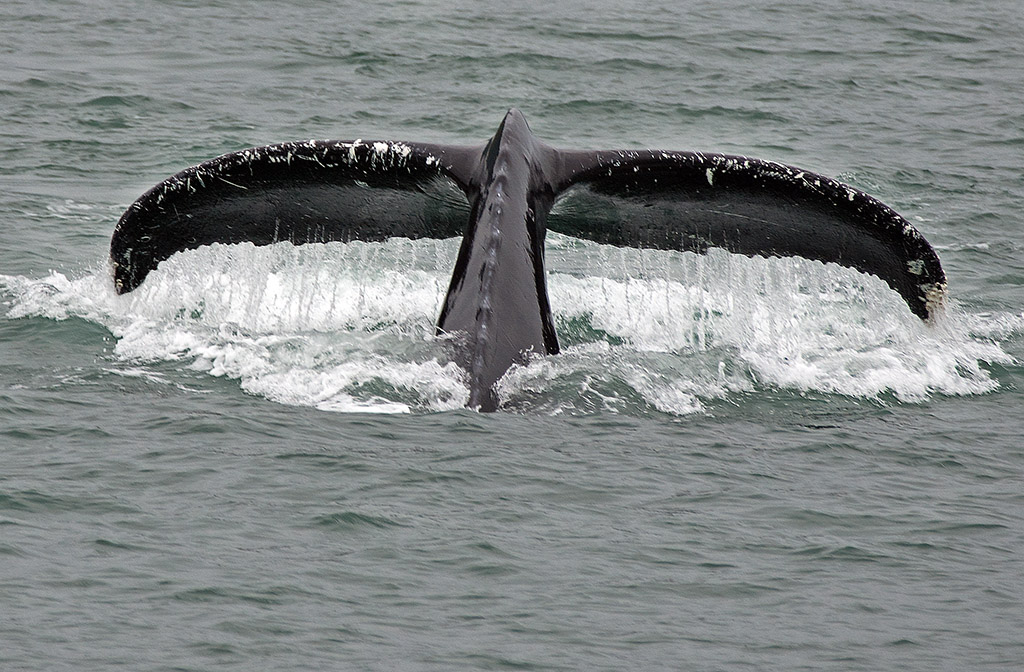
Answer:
[110,108,946,411]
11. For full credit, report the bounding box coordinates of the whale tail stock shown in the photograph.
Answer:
[110,109,946,410]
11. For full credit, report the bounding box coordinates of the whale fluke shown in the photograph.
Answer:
[110,109,946,410]
[110,140,479,294]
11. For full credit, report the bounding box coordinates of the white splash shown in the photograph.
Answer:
[2,236,1018,416]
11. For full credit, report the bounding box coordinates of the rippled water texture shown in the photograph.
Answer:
[2,1,1023,670]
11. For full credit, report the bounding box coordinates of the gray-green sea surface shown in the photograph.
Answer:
[2,1,1022,670]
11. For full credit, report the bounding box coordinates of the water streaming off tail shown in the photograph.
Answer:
[2,233,1014,415]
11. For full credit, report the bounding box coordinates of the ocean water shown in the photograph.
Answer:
[2,1,1023,670]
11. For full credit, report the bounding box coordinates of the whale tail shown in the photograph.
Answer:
[110,109,946,409]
